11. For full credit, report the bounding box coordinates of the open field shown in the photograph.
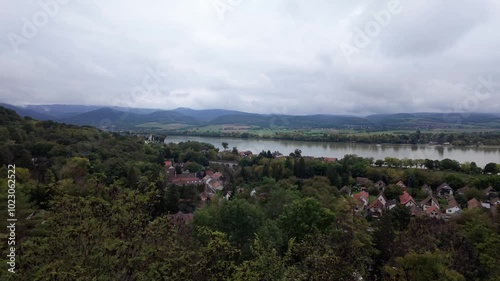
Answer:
[136,122,191,130]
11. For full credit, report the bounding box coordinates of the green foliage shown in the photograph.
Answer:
[278,197,335,241]
[385,251,465,281]
[385,184,403,200]
[1,107,500,280]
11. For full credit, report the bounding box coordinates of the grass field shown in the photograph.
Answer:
[136,122,191,130]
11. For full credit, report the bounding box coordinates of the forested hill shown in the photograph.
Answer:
[1,106,499,280]
[3,103,500,130]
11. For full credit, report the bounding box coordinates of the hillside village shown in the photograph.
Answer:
[164,147,499,223]
[348,180,499,220]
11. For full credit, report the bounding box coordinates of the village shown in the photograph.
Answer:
[163,147,499,222]
[348,179,499,220]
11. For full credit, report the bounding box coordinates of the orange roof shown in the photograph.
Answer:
[172,177,201,183]
[368,198,385,209]
[425,205,440,215]
[353,191,369,201]
[468,198,481,209]
[164,161,172,167]
[399,191,415,205]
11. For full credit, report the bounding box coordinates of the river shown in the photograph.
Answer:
[164,136,500,167]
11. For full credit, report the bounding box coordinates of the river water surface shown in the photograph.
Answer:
[164,136,500,167]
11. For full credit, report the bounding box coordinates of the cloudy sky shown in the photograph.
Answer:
[1,0,499,115]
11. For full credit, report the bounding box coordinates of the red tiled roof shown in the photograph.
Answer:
[368,198,385,209]
[399,191,415,205]
[425,205,439,215]
[353,191,369,202]
[164,161,172,167]
[171,177,201,184]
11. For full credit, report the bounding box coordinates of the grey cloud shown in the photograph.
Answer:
[0,0,499,115]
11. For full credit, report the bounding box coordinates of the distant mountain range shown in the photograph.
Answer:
[1,103,500,131]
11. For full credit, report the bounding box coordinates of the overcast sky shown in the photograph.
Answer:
[1,0,499,115]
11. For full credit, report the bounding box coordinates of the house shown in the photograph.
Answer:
[374,181,386,191]
[352,191,369,207]
[425,205,442,219]
[399,191,416,207]
[171,176,203,185]
[374,193,388,206]
[212,172,223,180]
[436,182,453,198]
[239,151,254,157]
[445,195,461,215]
[491,197,499,206]
[323,157,337,163]
[355,177,371,187]
[468,198,481,209]
[170,211,194,226]
[421,184,433,195]
[420,195,440,211]
[410,205,423,217]
[483,186,497,198]
[482,202,491,209]
[386,200,397,210]
[457,186,470,195]
[396,181,407,191]
[339,186,352,196]
[205,176,224,192]
[164,160,173,168]
[367,199,385,218]
[198,191,215,208]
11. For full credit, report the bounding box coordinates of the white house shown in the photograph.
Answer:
[445,195,461,215]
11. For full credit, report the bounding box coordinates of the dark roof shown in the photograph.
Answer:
[484,186,495,194]
[421,195,438,206]
[421,184,432,190]
[339,186,351,194]
[386,199,397,206]
[447,195,459,209]
[437,182,452,191]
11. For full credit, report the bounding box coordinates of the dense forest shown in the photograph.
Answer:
[1,106,499,280]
